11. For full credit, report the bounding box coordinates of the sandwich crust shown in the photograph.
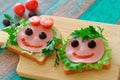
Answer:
[7,43,49,64]
[63,62,111,74]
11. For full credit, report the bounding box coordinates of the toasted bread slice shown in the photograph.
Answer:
[63,62,111,74]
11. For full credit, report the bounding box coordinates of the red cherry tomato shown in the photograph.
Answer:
[13,3,25,17]
[29,16,40,25]
[25,0,39,12]
[40,17,54,29]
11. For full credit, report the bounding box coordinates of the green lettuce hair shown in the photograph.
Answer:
[71,26,105,42]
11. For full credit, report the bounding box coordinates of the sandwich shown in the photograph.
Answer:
[60,26,111,74]
[3,16,62,65]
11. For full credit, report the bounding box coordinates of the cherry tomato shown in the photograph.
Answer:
[29,16,40,25]
[13,3,25,17]
[40,17,54,29]
[25,0,39,12]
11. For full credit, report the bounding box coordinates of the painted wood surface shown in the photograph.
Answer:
[79,0,120,24]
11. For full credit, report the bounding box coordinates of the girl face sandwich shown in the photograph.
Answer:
[60,26,111,74]
[4,16,62,65]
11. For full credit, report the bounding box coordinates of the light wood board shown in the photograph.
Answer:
[17,15,120,80]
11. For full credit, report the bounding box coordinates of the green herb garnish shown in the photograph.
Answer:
[4,14,20,24]
[42,37,62,66]
[71,26,105,42]
[4,14,12,21]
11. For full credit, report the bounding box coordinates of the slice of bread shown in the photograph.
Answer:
[7,42,49,64]
[63,62,111,74]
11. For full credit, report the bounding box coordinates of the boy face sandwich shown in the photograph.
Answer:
[60,26,111,74]
[4,16,62,65]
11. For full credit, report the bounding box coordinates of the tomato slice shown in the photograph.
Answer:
[13,3,25,17]
[25,0,39,12]
[40,17,54,29]
[29,16,40,25]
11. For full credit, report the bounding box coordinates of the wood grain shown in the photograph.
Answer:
[17,15,120,80]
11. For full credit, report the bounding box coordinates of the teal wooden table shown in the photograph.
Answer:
[0,0,120,80]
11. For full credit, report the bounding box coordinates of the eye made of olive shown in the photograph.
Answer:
[39,32,47,39]
[88,40,96,48]
[25,28,33,36]
[71,39,79,47]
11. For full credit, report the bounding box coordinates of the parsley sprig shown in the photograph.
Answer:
[4,14,20,24]
[71,26,105,42]
[42,37,62,66]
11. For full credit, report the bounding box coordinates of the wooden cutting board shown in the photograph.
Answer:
[17,15,120,80]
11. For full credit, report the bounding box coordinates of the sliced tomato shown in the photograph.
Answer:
[13,3,25,17]
[25,0,39,12]
[40,17,54,29]
[29,16,40,25]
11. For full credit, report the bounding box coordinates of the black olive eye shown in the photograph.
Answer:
[25,28,33,36]
[88,40,96,48]
[71,40,79,47]
[3,19,11,26]
[39,32,47,39]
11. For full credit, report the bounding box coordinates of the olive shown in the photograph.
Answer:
[71,39,79,47]
[28,12,37,18]
[88,40,96,48]
[3,19,10,26]
[25,28,33,36]
[39,32,47,39]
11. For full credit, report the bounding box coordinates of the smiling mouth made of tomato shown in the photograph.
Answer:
[72,52,94,59]
[21,38,42,48]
